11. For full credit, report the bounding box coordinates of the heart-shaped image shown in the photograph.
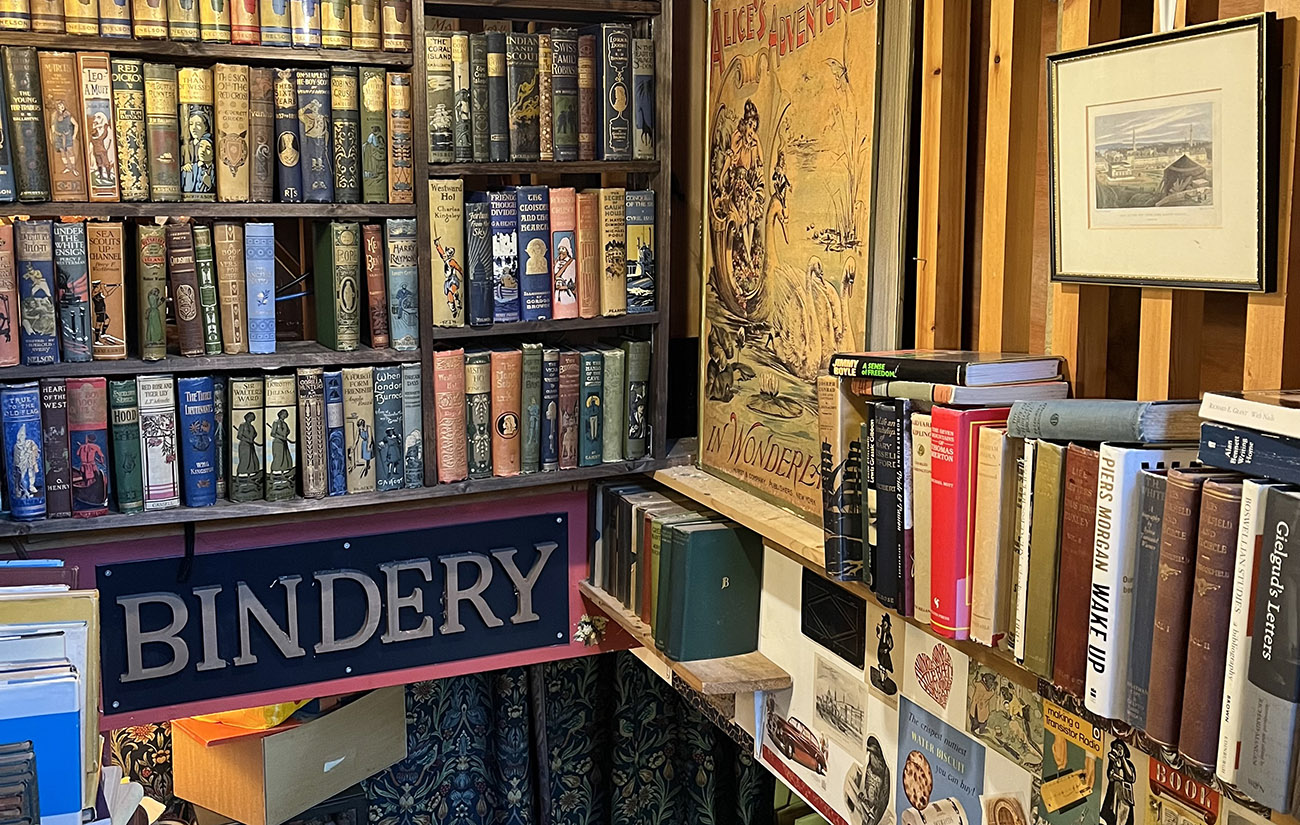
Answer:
[914,643,954,708]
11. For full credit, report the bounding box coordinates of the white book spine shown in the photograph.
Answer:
[1200,393,1300,440]
[911,414,933,624]
[1217,479,1282,784]
[1012,437,1036,662]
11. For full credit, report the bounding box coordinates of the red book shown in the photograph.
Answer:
[490,348,521,477]
[362,224,389,348]
[929,405,1010,640]
[231,0,260,44]
[433,347,467,483]
[1053,443,1100,697]
[0,224,18,367]
[550,187,579,319]
[558,350,580,469]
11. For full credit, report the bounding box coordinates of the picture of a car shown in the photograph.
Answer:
[766,704,828,775]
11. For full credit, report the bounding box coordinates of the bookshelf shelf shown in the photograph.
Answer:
[0,202,418,219]
[427,0,660,19]
[579,580,793,695]
[432,312,660,340]
[429,160,659,176]
[0,32,415,66]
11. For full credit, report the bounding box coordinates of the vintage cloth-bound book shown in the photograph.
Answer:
[488,189,518,323]
[38,51,87,201]
[469,33,489,162]
[385,217,418,350]
[625,189,655,314]
[30,0,60,31]
[244,222,276,353]
[516,185,551,322]
[320,0,349,48]
[401,361,421,487]
[262,373,297,501]
[465,195,492,326]
[67,376,109,517]
[62,0,96,34]
[590,23,632,160]
[576,34,595,161]
[213,63,250,203]
[598,187,626,316]
[599,345,623,463]
[0,225,18,367]
[464,349,491,479]
[429,177,465,328]
[136,224,167,360]
[178,66,216,202]
[110,58,149,202]
[290,0,319,46]
[342,365,375,493]
[297,367,327,499]
[505,32,539,161]
[177,375,218,507]
[970,426,1020,645]
[538,33,552,161]
[1052,443,1101,698]
[213,221,247,354]
[164,223,204,357]
[0,0,28,29]
[314,221,361,352]
[385,71,413,203]
[274,68,302,202]
[541,347,560,470]
[229,0,259,43]
[143,62,181,201]
[450,31,472,163]
[818,375,866,582]
[331,65,360,204]
[361,223,388,347]
[372,364,403,492]
[200,0,231,41]
[0,70,17,202]
[192,226,222,355]
[40,377,71,518]
[380,0,408,51]
[248,67,274,203]
[258,0,290,46]
[1023,440,1066,678]
[51,221,92,363]
[228,375,264,502]
[621,339,649,460]
[578,349,603,468]
[520,342,541,474]
[575,190,600,318]
[213,375,226,498]
[16,219,58,366]
[108,378,143,513]
[349,0,379,50]
[550,29,578,162]
[295,68,334,203]
[5,47,49,202]
[97,0,129,35]
[485,31,508,162]
[86,221,126,360]
[78,52,118,201]
[166,0,199,39]
[1125,469,1169,729]
[558,349,579,470]
[1,381,43,519]
[550,187,578,318]
[359,66,386,203]
[131,0,165,36]
[426,31,453,163]
[324,370,345,495]
[631,37,654,160]
[137,373,180,511]
[489,348,521,478]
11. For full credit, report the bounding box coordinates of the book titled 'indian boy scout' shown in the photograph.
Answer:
[137,373,180,511]
[144,62,181,201]
[177,375,217,507]
[1,381,43,520]
[429,177,465,328]
[296,68,334,203]
[359,66,386,203]
[52,221,92,363]
[263,373,297,501]
[108,378,143,513]
[245,222,276,353]
[16,220,58,366]
[297,367,327,498]
[516,185,551,321]
[314,221,361,352]
[489,189,519,323]
[331,65,360,204]
[373,364,403,491]
[591,23,632,160]
[579,349,603,467]
[111,58,149,202]
[249,67,275,202]
[5,47,50,202]
[86,221,126,360]
[342,365,375,493]
[464,349,492,479]
[386,71,413,203]
[385,217,418,350]
[67,376,109,517]
[401,360,422,488]
[466,195,492,326]
[40,377,71,518]
[505,32,539,161]
[274,68,302,202]
[433,348,467,483]
[228,375,263,502]
[137,224,167,360]
[178,66,216,202]
[625,189,655,313]
[213,63,251,203]
[324,369,346,495]
[78,52,119,202]
[541,347,559,470]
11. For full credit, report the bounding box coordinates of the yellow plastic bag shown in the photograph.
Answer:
[192,700,309,731]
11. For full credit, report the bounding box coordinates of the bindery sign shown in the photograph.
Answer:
[96,512,570,715]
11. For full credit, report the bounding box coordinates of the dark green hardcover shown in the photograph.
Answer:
[193,225,222,355]
[4,47,49,202]
[330,65,360,204]
[578,349,603,467]
[669,522,763,661]
[359,66,387,204]
[520,341,541,474]
[109,378,144,513]
[464,348,492,479]
[313,221,361,351]
[451,31,472,163]
[621,338,649,459]
[51,221,91,363]
[485,31,508,163]
[549,28,578,162]
[505,32,539,162]
[468,32,489,163]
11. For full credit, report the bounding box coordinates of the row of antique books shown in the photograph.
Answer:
[0,364,424,520]
[0,0,412,51]
[426,24,654,164]
[430,339,651,482]
[0,49,415,205]
[592,480,762,662]
[428,181,654,327]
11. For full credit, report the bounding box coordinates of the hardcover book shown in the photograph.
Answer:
[348,0,378,50]
[213,221,247,354]
[319,0,348,48]
[131,0,165,36]
[52,221,91,363]
[516,185,551,321]
[818,375,866,581]
[30,0,60,30]
[384,217,418,350]
[342,365,375,493]
[40,377,70,518]
[15,220,57,366]
[591,23,632,160]
[599,187,626,316]
[575,190,600,318]
[313,221,360,351]
[913,415,935,626]
[39,51,88,202]
[578,348,603,467]
[550,29,578,161]
[62,0,95,34]
[379,0,408,51]
[465,195,493,326]
[4,47,50,202]
[488,188,519,323]
[330,65,360,203]
[178,66,216,202]
[489,348,521,477]
[426,31,453,163]
[433,347,467,483]
[177,375,218,507]
[200,0,231,41]
[191,226,222,355]
[263,373,297,500]
[385,71,412,203]
[550,187,578,318]
[166,0,198,39]
[86,221,125,360]
[505,32,539,161]
[213,375,226,497]
[297,367,327,499]
[401,361,421,487]
[213,63,251,202]
[485,31,508,162]
[668,522,762,660]
[274,68,302,202]
[324,369,345,495]
[228,375,264,502]
[464,349,491,479]
[1024,440,1066,678]
[95,0,127,34]
[361,223,388,347]
[536,34,554,160]
[258,0,290,45]
[110,59,148,202]
[1053,443,1100,697]
[136,224,167,360]
[558,349,578,469]
[0,74,14,203]
[0,382,43,520]
[599,345,623,463]
[164,222,203,357]
[873,400,910,612]
[520,341,541,474]
[143,62,181,201]
[469,32,488,162]
[289,0,319,46]
[621,339,649,460]
[372,364,403,491]
[295,68,333,203]
[76,52,118,201]
[108,378,143,513]
[625,189,655,313]
[136,373,179,511]
[631,37,654,160]
[244,222,276,353]
[576,34,595,161]
[450,31,471,162]
[1126,469,1169,729]
[359,66,386,203]
[0,225,18,366]
[970,426,1020,646]
[541,346,559,470]
[0,0,27,28]
[248,67,275,203]
[67,377,109,517]
[429,177,465,327]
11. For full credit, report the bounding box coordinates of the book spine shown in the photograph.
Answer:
[262,373,296,500]
[874,402,903,608]
[200,0,231,41]
[136,224,167,360]
[176,375,217,507]
[0,225,18,367]
[348,0,378,50]
[576,34,595,161]
[464,349,491,479]
[516,185,551,321]
[0,382,43,519]
[143,62,181,201]
[385,71,412,203]
[244,222,275,353]
[488,189,519,323]
[432,348,467,483]
[401,361,421,488]
[912,415,933,623]
[622,339,649,460]
[274,68,302,203]
[213,63,250,203]
[108,378,143,512]
[490,348,521,477]
[39,377,71,518]
[379,0,408,51]
[192,226,222,355]
[970,427,1008,644]
[1024,442,1065,676]
[323,369,345,495]
[863,409,877,590]
[317,0,348,46]
[599,187,627,316]
[505,33,539,161]
[426,31,453,163]
[136,373,179,510]
[541,346,559,470]
[258,0,290,44]
[429,178,465,327]
[361,223,388,347]
[451,31,472,162]
[51,221,92,363]
[1200,420,1300,483]
[550,29,578,162]
[469,33,489,162]
[3,0,32,28]
[384,217,417,349]
[295,68,333,203]
[39,51,87,202]
[544,186,579,318]
[578,349,602,467]
[296,367,327,499]
[538,33,552,161]
[131,0,165,36]
[485,31,508,162]
[213,222,247,354]
[312,220,354,351]
[5,47,50,202]
[625,189,655,314]
[558,350,578,469]
[465,198,493,326]
[247,68,274,203]
[177,66,216,202]
[110,59,148,202]
[372,364,402,491]
[62,0,95,34]
[66,376,109,517]
[820,380,862,581]
[358,66,386,204]
[0,70,14,202]
[166,0,199,39]
[213,375,225,497]
[29,0,60,31]
[228,375,264,501]
[1054,444,1100,698]
[95,0,127,34]
[15,220,57,366]
[164,222,204,357]
[342,365,375,493]
[575,190,600,318]
[86,221,126,360]
[330,65,359,203]
[1125,470,1167,729]
[596,24,632,160]
[600,347,622,463]
[631,37,654,160]
[289,0,319,45]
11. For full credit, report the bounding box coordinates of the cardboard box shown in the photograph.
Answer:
[174,687,406,825]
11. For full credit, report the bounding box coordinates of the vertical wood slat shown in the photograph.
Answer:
[978,0,1042,353]
[915,0,971,349]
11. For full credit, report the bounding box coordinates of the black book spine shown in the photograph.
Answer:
[505,32,539,162]
[550,29,579,162]
[274,68,302,203]
[0,66,17,203]
[594,23,632,161]
[295,68,333,203]
[4,47,49,202]
[330,66,359,204]
[469,32,489,163]
[828,352,967,383]
[873,401,901,610]
[40,377,71,518]
[486,31,509,163]
[1199,421,1300,484]
[465,197,493,326]
[861,405,877,590]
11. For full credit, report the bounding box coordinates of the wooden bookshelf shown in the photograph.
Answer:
[0,203,418,219]
[578,580,793,695]
[429,161,659,176]
[0,32,415,66]
[432,312,660,340]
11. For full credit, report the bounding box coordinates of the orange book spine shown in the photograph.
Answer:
[433,347,468,483]
[575,190,600,319]
[489,347,521,477]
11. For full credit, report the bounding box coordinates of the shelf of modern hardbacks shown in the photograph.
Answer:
[0,455,679,537]
[429,161,659,176]
[578,580,792,695]
[0,32,415,66]
[0,341,419,380]
[426,0,660,19]
[433,312,660,340]
[0,202,418,219]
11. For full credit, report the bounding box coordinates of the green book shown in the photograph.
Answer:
[621,339,650,459]
[598,345,624,463]
[1024,439,1066,677]
[109,379,144,513]
[652,514,716,652]
[578,349,603,467]
[313,221,361,351]
[358,66,387,204]
[137,225,168,361]
[193,226,222,356]
[330,65,360,204]
[668,521,763,661]
[464,348,492,479]
[520,342,541,474]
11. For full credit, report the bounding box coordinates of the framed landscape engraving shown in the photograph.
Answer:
[1048,14,1278,291]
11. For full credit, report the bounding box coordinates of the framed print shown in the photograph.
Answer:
[1048,14,1278,291]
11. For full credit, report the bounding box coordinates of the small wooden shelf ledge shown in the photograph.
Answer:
[430,160,659,176]
[433,312,659,340]
[0,202,418,220]
[0,32,414,66]
[426,0,660,20]
[579,580,793,695]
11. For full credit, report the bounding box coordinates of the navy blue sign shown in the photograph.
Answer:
[97,513,569,714]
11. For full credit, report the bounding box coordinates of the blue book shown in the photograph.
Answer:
[488,189,519,323]
[274,69,302,203]
[14,221,58,367]
[541,347,559,471]
[401,361,423,488]
[0,74,16,203]
[294,68,334,203]
[51,222,91,363]
[245,222,276,354]
[324,369,346,496]
[384,218,419,351]
[177,376,218,507]
[515,185,552,321]
[578,349,603,467]
[1,382,44,520]
[0,673,82,825]
[625,189,655,314]
[373,365,403,492]
[465,195,494,326]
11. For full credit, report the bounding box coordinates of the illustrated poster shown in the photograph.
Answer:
[1037,701,1105,825]
[897,697,987,825]
[966,661,1045,775]
[902,622,969,728]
